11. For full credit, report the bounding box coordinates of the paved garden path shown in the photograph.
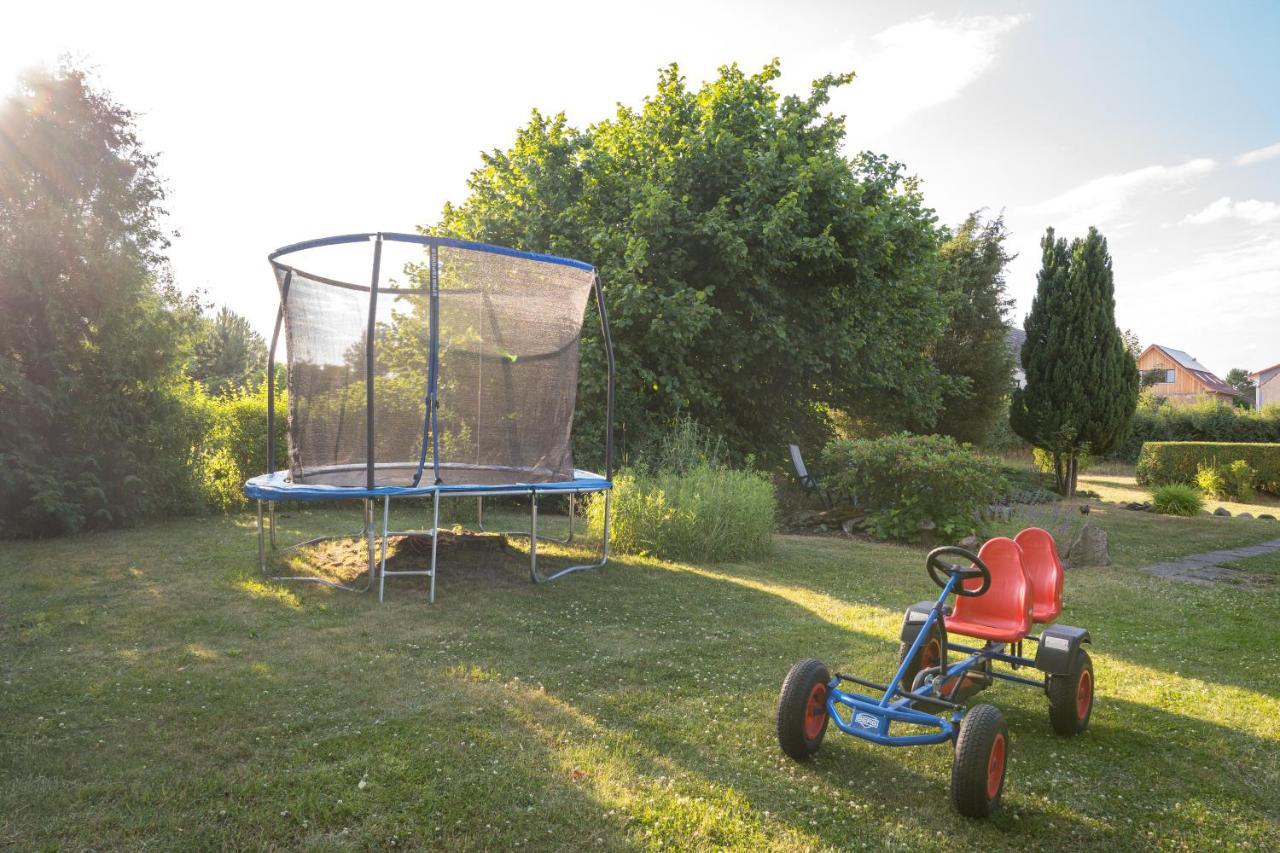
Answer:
[1138,538,1280,585]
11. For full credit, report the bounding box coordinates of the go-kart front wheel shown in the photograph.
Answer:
[951,703,1009,818]
[777,658,831,761]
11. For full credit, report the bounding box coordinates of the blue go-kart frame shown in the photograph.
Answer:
[777,544,1094,819]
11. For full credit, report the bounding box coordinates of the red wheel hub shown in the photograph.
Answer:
[1076,668,1093,721]
[986,732,1006,800]
[803,682,828,740]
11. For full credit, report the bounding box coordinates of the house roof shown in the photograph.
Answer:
[1249,362,1280,385]
[1151,344,1238,396]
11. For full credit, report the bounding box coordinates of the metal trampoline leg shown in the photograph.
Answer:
[378,497,390,603]
[566,493,575,544]
[365,499,375,591]
[531,489,610,583]
[257,500,266,575]
[429,490,440,604]
[529,491,539,582]
[477,495,484,531]
[268,500,278,549]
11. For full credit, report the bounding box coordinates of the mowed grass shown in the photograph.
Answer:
[2,501,1280,850]
[1221,549,1280,575]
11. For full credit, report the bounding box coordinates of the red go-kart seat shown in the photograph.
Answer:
[1014,527,1064,624]
[944,537,1032,643]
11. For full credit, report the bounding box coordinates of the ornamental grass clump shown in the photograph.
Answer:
[1151,483,1205,516]
[585,419,775,562]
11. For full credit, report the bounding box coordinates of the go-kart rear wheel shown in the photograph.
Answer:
[777,658,831,761]
[950,703,1009,818]
[1047,648,1093,736]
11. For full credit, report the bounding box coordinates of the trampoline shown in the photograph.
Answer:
[245,232,615,602]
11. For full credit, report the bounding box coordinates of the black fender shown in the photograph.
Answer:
[900,601,946,645]
[1034,625,1091,675]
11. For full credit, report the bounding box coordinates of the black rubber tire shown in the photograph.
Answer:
[1047,648,1094,736]
[950,703,1009,819]
[776,658,831,761]
[896,627,947,711]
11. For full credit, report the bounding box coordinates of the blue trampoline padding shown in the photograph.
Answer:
[244,470,611,502]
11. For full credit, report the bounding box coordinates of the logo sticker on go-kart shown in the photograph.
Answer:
[854,712,880,730]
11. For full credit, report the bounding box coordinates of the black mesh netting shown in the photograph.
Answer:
[277,240,595,488]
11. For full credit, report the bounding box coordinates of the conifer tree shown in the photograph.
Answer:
[1010,227,1138,494]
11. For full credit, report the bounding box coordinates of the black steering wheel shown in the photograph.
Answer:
[925,546,991,598]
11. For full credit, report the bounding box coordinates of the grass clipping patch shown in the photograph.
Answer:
[586,464,775,563]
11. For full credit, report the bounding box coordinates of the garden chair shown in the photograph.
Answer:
[789,444,834,508]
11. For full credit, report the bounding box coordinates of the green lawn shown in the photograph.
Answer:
[1221,550,1280,575]
[2,502,1279,850]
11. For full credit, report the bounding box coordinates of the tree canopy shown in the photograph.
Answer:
[1010,227,1138,494]
[917,212,1015,445]
[0,65,202,536]
[431,62,951,463]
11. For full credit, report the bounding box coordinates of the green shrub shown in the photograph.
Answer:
[1197,460,1257,502]
[1151,484,1204,516]
[822,434,1006,541]
[585,464,775,562]
[1195,464,1227,500]
[194,383,287,511]
[1136,442,1280,496]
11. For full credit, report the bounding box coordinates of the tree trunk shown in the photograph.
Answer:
[1053,450,1068,495]
[1066,452,1079,497]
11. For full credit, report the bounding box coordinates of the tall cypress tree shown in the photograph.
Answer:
[1010,227,1138,494]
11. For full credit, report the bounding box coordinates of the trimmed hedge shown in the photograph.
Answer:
[1136,442,1280,496]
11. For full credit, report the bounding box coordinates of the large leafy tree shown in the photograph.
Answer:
[430,62,950,463]
[919,212,1015,445]
[0,65,201,536]
[189,305,267,396]
[1010,227,1139,494]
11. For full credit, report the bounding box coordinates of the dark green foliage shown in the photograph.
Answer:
[1137,442,1280,496]
[433,62,950,465]
[1010,227,1139,495]
[821,434,1006,541]
[1150,484,1205,516]
[0,66,205,537]
[923,213,1015,445]
[189,306,268,395]
[1112,397,1280,461]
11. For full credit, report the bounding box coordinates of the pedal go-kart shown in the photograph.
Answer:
[776,528,1093,818]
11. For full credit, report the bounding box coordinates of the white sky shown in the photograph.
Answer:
[4,0,1278,377]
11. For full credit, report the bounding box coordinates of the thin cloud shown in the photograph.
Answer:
[1025,158,1215,232]
[1183,196,1280,226]
[831,14,1026,132]
[1236,142,1280,166]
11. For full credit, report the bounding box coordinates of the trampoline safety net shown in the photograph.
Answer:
[275,236,596,489]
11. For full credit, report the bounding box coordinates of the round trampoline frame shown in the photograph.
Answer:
[247,232,616,602]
